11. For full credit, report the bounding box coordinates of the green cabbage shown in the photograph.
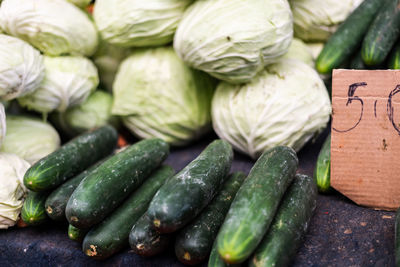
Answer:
[174,0,293,84]
[18,56,99,114]
[94,0,192,47]
[282,38,314,67]
[0,103,4,148]
[212,59,331,159]
[0,0,98,56]
[0,153,30,229]
[1,115,60,164]
[0,34,44,101]
[112,47,216,146]
[67,0,91,8]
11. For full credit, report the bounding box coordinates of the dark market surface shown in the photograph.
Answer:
[0,130,395,267]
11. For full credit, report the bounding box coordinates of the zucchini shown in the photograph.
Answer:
[23,125,118,192]
[216,146,298,264]
[82,166,174,259]
[21,191,49,226]
[316,0,384,74]
[147,140,233,233]
[66,138,169,229]
[250,174,317,267]
[68,224,88,243]
[129,213,172,257]
[314,134,331,193]
[175,172,246,265]
[388,39,400,69]
[396,208,400,267]
[362,0,400,66]
[208,241,239,267]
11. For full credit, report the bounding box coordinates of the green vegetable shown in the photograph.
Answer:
[175,172,246,265]
[396,208,400,266]
[250,174,317,267]
[82,166,174,259]
[388,39,400,69]
[23,125,118,192]
[147,140,233,233]
[216,146,298,264]
[66,138,169,229]
[282,38,314,67]
[0,103,4,148]
[314,134,332,193]
[68,224,88,243]
[208,241,239,267]
[21,191,48,226]
[350,51,368,70]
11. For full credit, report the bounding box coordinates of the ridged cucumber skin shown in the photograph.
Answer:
[316,0,384,74]
[388,39,400,69]
[82,166,174,260]
[396,208,400,267]
[362,0,400,66]
[45,160,106,221]
[175,172,246,265]
[24,125,118,192]
[147,140,233,234]
[216,146,298,264]
[208,242,239,267]
[21,191,49,226]
[250,174,317,267]
[129,213,172,257]
[314,134,331,193]
[68,224,88,243]
[66,138,169,229]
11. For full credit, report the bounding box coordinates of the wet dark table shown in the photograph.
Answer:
[0,130,396,267]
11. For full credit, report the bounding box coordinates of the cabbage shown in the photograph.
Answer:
[212,59,331,159]
[0,115,60,164]
[307,42,325,61]
[18,56,99,114]
[94,0,192,47]
[51,91,118,137]
[67,0,91,8]
[0,153,30,229]
[112,47,216,146]
[282,38,314,67]
[174,0,293,84]
[0,103,5,148]
[290,0,364,42]
[0,0,98,56]
[0,34,44,101]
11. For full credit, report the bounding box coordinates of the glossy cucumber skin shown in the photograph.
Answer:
[314,134,331,193]
[175,172,246,265]
[250,174,317,267]
[82,166,174,260]
[21,191,49,226]
[208,241,239,267]
[388,39,400,69]
[396,208,400,267]
[147,140,233,233]
[216,146,298,264]
[362,0,400,66]
[24,125,118,192]
[68,224,88,243]
[129,213,172,257]
[66,138,169,229]
[316,0,384,74]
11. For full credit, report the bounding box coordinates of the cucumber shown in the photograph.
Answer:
[175,172,246,265]
[45,159,106,221]
[82,166,174,259]
[362,0,400,66]
[129,213,172,257]
[23,125,118,192]
[314,134,331,193]
[388,39,400,69]
[396,208,400,267]
[147,140,233,233]
[316,0,384,74]
[21,191,49,226]
[250,174,317,267]
[350,51,368,70]
[216,146,298,264]
[68,224,88,243]
[66,138,169,229]
[208,241,239,267]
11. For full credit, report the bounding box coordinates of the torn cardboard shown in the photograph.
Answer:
[331,69,400,211]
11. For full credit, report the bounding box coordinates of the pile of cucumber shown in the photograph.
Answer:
[20,125,318,266]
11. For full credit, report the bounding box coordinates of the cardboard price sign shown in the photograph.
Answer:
[331,69,400,211]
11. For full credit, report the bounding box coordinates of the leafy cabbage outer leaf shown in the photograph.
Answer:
[112,47,216,146]
[18,56,99,114]
[0,115,60,164]
[0,103,4,148]
[282,38,314,67]
[94,0,192,47]
[0,0,98,56]
[67,0,91,8]
[174,0,293,84]
[0,153,30,229]
[0,34,44,101]
[212,59,331,159]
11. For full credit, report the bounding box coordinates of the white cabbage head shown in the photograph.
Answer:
[0,34,44,101]
[212,59,331,159]
[112,47,216,146]
[282,38,314,67]
[0,103,5,148]
[0,0,98,56]
[174,0,293,84]
[18,56,99,114]
[0,153,30,229]
[94,0,192,47]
